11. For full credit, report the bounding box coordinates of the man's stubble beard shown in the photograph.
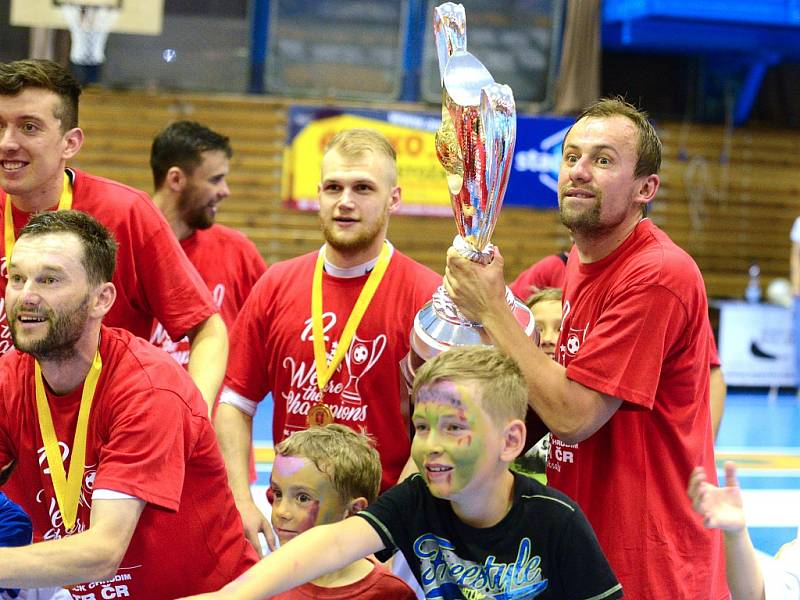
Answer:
[10,295,91,362]
[178,184,214,232]
[320,209,389,255]
[558,189,603,235]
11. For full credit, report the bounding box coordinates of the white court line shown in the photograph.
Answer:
[718,446,800,454]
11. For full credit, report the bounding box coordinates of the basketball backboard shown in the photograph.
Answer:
[10,0,163,35]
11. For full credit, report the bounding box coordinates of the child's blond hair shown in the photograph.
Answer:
[275,424,381,504]
[527,287,562,308]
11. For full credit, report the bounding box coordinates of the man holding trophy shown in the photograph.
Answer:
[445,94,727,600]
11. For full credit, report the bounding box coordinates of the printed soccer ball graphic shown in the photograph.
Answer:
[566,335,580,355]
[352,344,369,364]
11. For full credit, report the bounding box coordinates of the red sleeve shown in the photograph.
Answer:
[566,284,687,409]
[131,204,217,341]
[224,273,273,403]
[510,264,537,300]
[510,254,567,301]
[0,371,15,472]
[93,387,192,511]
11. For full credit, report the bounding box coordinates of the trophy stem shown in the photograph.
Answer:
[453,234,494,265]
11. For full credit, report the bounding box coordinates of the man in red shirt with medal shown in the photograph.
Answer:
[0,210,256,598]
[217,128,441,554]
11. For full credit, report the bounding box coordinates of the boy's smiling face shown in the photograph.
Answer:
[411,379,502,501]
[268,455,350,545]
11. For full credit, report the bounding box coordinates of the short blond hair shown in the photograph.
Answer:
[275,424,381,504]
[527,287,562,308]
[325,128,396,161]
[412,346,527,426]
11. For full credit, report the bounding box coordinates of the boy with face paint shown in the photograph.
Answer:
[265,424,416,599]
[182,347,622,600]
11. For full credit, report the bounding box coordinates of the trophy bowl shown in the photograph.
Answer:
[408,2,536,368]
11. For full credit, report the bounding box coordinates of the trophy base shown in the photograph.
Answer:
[407,285,536,377]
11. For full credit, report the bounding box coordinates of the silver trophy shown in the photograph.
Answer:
[408,2,536,372]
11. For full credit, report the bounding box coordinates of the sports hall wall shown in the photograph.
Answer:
[72,87,800,300]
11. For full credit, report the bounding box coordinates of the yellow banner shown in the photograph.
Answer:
[283,113,451,216]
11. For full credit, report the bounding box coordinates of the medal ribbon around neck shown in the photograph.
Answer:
[34,349,102,531]
[5,172,73,259]
[312,243,391,392]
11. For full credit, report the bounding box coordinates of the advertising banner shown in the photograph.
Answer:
[283,105,572,215]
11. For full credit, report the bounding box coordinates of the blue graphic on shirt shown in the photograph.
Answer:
[413,534,549,599]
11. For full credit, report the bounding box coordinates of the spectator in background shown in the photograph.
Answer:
[528,287,562,361]
[149,121,266,393]
[444,97,727,599]
[149,120,267,482]
[0,59,227,413]
[689,462,800,599]
[216,128,441,556]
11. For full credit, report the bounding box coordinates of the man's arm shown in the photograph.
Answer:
[180,517,385,600]
[0,498,144,588]
[444,247,621,444]
[791,241,800,296]
[710,366,726,441]
[185,313,229,414]
[214,400,274,555]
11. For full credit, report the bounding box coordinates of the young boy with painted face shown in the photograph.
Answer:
[267,424,416,599]
[182,346,621,600]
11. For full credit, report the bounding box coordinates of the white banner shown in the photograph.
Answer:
[718,301,795,387]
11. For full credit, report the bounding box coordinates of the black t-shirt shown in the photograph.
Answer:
[358,472,622,600]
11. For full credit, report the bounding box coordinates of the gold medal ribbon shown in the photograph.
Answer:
[5,172,73,259]
[312,243,391,392]
[34,349,102,531]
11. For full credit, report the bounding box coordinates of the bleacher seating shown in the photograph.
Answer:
[74,88,800,300]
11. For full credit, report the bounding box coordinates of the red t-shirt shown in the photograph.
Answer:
[548,219,727,599]
[150,224,267,367]
[510,252,568,301]
[0,327,258,598]
[269,558,416,600]
[224,247,441,491]
[0,168,216,355]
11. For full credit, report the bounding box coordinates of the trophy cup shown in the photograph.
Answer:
[407,2,536,372]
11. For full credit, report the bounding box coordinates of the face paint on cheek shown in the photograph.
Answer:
[296,500,320,534]
[456,433,473,447]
